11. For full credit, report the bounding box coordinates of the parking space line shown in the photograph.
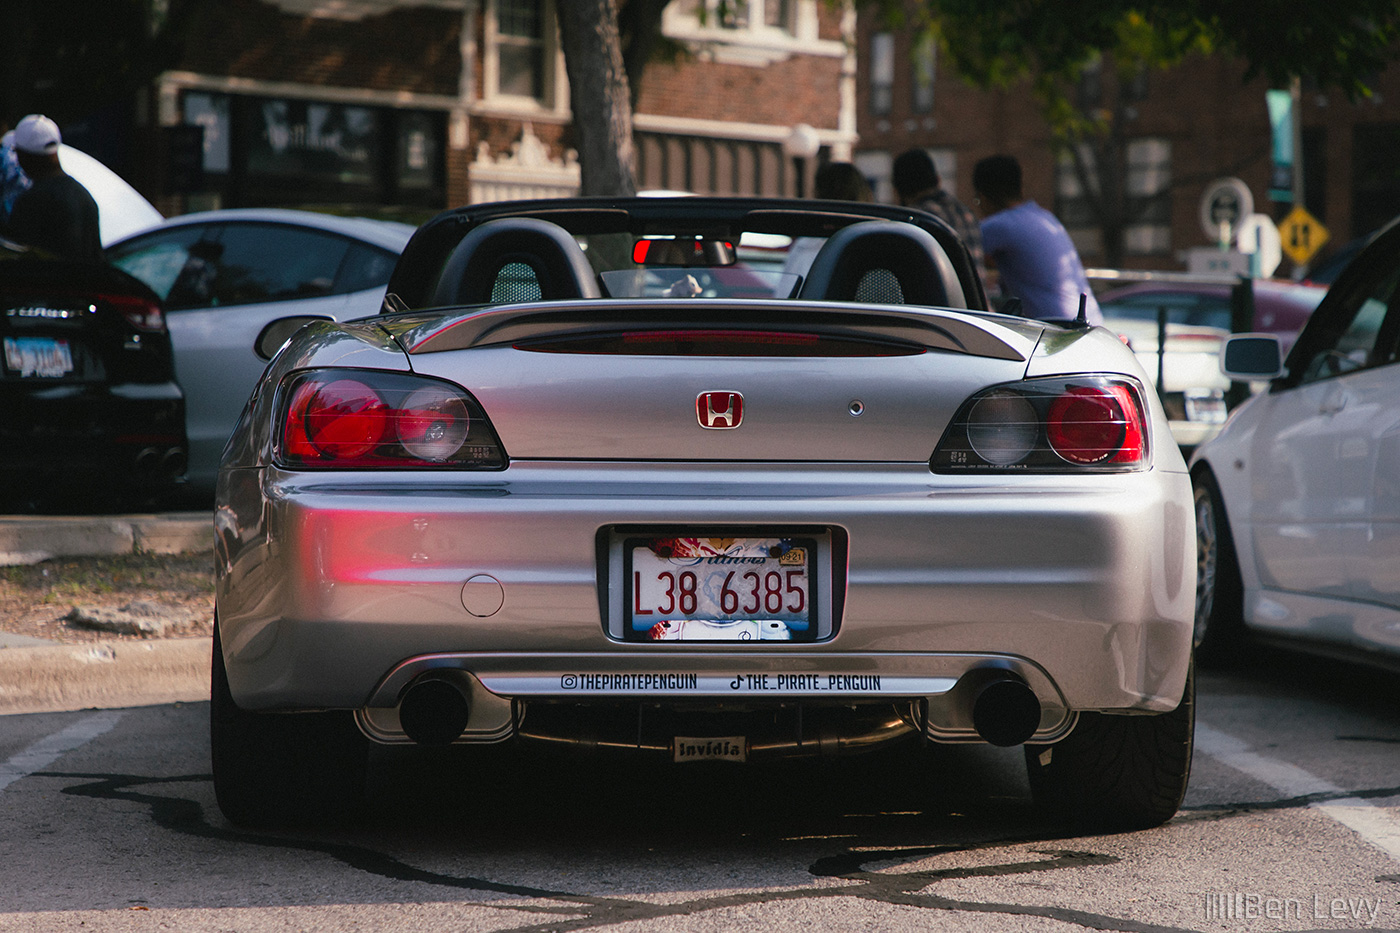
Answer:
[0,710,125,793]
[1197,722,1400,863]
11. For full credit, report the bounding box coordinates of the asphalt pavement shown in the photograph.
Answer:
[0,512,213,714]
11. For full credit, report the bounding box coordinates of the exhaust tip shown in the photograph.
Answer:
[971,675,1042,747]
[399,679,471,746]
[160,447,188,480]
[133,447,161,476]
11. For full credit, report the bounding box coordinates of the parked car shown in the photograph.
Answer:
[1191,214,1400,669]
[211,198,1196,831]
[1096,277,1326,449]
[106,209,414,492]
[56,144,164,247]
[0,236,185,511]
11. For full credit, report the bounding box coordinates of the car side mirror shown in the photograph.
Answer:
[1220,333,1285,380]
[255,315,331,361]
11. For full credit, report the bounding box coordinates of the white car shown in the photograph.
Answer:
[1191,216,1400,666]
[107,209,413,492]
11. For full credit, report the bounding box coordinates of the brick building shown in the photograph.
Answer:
[853,7,1400,274]
[138,0,854,219]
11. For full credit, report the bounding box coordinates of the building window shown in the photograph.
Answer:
[1125,137,1172,255]
[1352,123,1400,236]
[691,0,795,33]
[496,0,547,100]
[911,34,935,114]
[1057,138,1171,257]
[763,0,794,30]
[179,91,444,210]
[870,31,894,116]
[184,92,230,174]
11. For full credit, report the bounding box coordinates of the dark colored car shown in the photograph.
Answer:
[0,237,186,511]
[1096,278,1326,354]
[1095,277,1326,449]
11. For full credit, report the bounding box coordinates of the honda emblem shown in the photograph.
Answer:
[696,391,744,429]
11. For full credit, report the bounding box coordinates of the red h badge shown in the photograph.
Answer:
[696,391,744,429]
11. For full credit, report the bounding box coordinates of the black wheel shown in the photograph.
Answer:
[1025,660,1194,831]
[1192,470,1245,666]
[210,622,369,827]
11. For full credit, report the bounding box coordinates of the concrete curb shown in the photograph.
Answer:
[0,638,211,715]
[0,512,213,566]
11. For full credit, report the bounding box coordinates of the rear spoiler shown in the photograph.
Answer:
[381,299,1036,363]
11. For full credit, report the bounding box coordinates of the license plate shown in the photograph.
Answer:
[3,337,73,378]
[674,736,747,763]
[624,535,817,642]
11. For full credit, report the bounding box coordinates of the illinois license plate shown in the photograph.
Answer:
[624,534,818,642]
[3,337,73,378]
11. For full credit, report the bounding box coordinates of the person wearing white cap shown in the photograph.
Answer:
[5,114,103,263]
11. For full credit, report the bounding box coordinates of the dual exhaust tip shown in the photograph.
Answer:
[133,446,188,481]
[396,669,1043,748]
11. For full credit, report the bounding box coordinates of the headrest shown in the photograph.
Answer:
[431,217,601,307]
[797,220,965,308]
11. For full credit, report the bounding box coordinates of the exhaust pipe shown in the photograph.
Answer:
[133,447,161,476]
[970,672,1042,747]
[160,447,188,480]
[399,678,471,746]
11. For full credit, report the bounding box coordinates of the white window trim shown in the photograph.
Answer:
[478,0,569,120]
[662,0,847,66]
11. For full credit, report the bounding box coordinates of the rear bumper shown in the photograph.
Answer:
[216,460,1195,732]
[0,381,187,488]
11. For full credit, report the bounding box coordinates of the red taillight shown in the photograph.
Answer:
[286,378,388,461]
[1046,384,1145,465]
[278,370,507,469]
[104,292,165,332]
[931,376,1150,473]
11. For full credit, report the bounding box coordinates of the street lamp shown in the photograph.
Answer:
[784,123,820,198]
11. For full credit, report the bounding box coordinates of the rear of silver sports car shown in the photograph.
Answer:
[213,300,1195,828]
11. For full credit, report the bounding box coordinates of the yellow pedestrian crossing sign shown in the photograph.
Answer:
[1280,205,1329,266]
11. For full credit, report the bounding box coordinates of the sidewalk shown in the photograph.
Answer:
[0,511,212,567]
[0,512,214,713]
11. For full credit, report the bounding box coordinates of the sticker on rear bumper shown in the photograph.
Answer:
[478,673,956,696]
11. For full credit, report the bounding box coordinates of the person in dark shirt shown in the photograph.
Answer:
[892,148,985,289]
[6,114,103,263]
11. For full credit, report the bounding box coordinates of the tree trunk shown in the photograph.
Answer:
[556,0,638,196]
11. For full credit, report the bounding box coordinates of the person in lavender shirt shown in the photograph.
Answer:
[973,154,1101,325]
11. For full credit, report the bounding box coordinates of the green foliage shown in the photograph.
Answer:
[866,0,1400,134]
[890,0,1398,95]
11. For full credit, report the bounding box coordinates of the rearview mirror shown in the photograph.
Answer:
[632,238,736,267]
[255,315,332,361]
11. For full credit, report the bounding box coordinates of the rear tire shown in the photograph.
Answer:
[1025,660,1194,831]
[1193,470,1245,666]
[210,622,369,827]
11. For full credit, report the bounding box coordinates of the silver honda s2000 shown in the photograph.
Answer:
[212,198,1196,829]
